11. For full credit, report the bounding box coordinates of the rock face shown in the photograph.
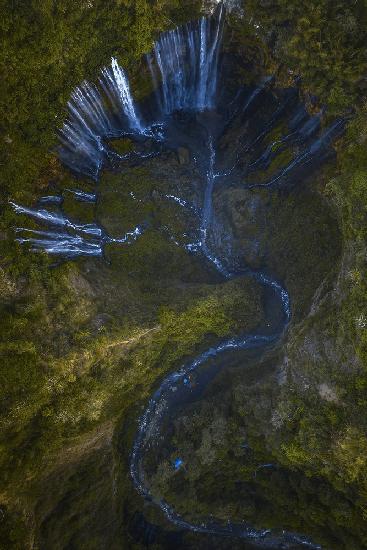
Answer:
[212,183,341,319]
[213,187,268,269]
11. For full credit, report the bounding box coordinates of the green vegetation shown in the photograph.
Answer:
[0,209,263,547]
[229,0,367,114]
[2,0,367,549]
[145,354,367,549]
[264,105,367,531]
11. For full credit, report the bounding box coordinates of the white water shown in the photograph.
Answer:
[65,189,96,203]
[55,6,225,178]
[15,228,102,257]
[246,118,345,189]
[149,5,224,113]
[199,136,229,275]
[60,58,145,177]
[59,81,110,177]
[10,200,144,257]
[10,202,102,236]
[100,58,143,132]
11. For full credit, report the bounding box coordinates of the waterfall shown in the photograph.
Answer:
[100,58,143,132]
[199,136,229,274]
[10,198,144,258]
[149,4,224,114]
[15,228,103,257]
[59,58,144,177]
[58,81,108,178]
[57,5,224,178]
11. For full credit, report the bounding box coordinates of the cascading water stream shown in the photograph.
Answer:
[199,136,230,275]
[100,57,143,132]
[10,200,143,257]
[148,4,224,114]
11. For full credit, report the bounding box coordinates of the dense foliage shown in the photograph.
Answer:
[1,0,367,548]
[230,0,367,113]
